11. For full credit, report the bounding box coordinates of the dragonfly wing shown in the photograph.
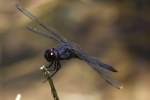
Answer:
[27,26,60,42]
[16,3,68,43]
[87,60,123,89]
[73,47,118,72]
[74,49,123,89]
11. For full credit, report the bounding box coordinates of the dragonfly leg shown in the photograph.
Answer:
[46,61,56,71]
[50,60,61,77]
[41,61,56,82]
[56,60,61,70]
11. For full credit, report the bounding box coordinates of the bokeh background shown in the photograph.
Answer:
[0,0,150,100]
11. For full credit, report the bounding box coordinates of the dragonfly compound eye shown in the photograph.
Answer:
[44,49,56,62]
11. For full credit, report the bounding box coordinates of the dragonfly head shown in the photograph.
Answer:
[44,48,58,62]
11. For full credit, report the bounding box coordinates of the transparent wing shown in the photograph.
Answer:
[27,26,59,42]
[88,61,123,89]
[16,3,68,43]
[74,49,123,89]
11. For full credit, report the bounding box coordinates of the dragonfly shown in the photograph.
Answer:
[16,4,123,89]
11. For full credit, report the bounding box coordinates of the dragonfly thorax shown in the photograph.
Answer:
[44,48,59,62]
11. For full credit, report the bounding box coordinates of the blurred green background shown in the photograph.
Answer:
[0,0,150,100]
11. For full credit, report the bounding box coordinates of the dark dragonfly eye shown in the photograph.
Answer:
[44,48,56,62]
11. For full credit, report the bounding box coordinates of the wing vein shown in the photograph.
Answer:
[16,3,67,43]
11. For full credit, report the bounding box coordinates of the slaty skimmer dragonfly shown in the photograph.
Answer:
[16,4,123,89]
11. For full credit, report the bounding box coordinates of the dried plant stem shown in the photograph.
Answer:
[40,65,59,100]
[47,76,59,100]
